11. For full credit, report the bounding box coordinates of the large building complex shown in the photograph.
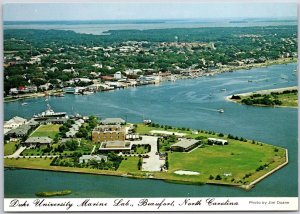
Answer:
[92,125,126,143]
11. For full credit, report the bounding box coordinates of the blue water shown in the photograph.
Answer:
[4,63,298,197]
[4,19,297,35]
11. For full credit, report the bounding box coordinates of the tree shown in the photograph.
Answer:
[65,140,78,151]
[215,175,222,180]
[209,175,214,180]
[138,158,142,170]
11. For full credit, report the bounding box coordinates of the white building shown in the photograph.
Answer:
[208,138,228,145]
[4,116,27,134]
[114,71,122,80]
[79,155,108,164]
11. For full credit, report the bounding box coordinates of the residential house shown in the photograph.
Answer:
[114,71,122,80]
[39,83,53,91]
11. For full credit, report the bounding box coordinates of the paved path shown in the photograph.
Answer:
[91,145,96,155]
[129,135,165,172]
[5,146,26,158]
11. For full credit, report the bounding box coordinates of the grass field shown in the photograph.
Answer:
[277,92,298,107]
[4,142,19,156]
[157,140,286,185]
[5,123,288,189]
[117,157,140,173]
[233,89,298,108]
[30,124,61,139]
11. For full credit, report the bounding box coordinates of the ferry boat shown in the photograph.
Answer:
[33,104,66,119]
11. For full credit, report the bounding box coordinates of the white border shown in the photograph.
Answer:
[3,197,299,212]
[1,0,299,213]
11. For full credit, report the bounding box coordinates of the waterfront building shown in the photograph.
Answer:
[170,138,200,152]
[4,116,27,134]
[114,71,122,80]
[92,125,126,143]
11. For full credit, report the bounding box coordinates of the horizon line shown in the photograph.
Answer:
[3,16,298,22]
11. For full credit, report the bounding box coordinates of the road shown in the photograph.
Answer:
[4,146,26,158]
[129,135,165,172]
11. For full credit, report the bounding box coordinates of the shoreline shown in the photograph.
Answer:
[4,151,288,191]
[242,149,289,190]
[4,90,65,103]
[4,58,297,104]
[226,86,298,108]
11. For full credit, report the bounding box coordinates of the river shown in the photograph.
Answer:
[4,63,298,198]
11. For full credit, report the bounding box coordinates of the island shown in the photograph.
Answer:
[227,86,298,108]
[4,106,288,191]
[35,190,72,197]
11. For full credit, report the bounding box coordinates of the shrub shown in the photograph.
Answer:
[215,175,222,180]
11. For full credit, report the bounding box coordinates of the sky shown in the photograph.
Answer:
[3,2,298,21]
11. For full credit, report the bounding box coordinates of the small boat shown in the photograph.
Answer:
[45,99,48,101]
[248,80,253,82]
[218,109,224,113]
[221,89,226,91]
[82,91,94,95]
[21,102,28,106]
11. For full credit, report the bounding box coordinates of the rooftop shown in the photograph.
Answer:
[100,118,125,125]
[171,138,199,149]
[25,136,53,144]
[79,155,107,162]
[6,124,31,136]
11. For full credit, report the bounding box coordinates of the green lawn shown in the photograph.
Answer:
[30,124,61,139]
[277,93,298,107]
[4,142,19,156]
[163,140,286,185]
[21,145,48,156]
[117,157,140,173]
[5,158,53,168]
[237,90,298,108]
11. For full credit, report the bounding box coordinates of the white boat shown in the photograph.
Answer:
[218,109,224,113]
[82,91,94,95]
[221,89,226,91]
[33,104,66,119]
[21,102,28,106]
